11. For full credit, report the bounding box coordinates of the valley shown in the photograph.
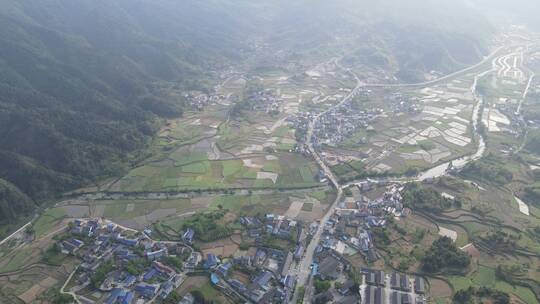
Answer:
[1,1,540,304]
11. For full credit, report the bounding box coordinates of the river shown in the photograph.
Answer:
[417,69,491,181]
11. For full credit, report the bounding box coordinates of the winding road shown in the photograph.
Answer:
[0,42,531,304]
[290,46,514,303]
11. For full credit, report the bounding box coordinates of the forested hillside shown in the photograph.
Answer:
[0,0,495,227]
[0,0,253,225]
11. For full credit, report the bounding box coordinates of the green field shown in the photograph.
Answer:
[447,265,538,303]
[0,249,33,273]
[32,208,67,236]
[112,152,320,192]
[101,199,191,220]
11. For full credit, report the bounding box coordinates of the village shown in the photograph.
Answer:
[302,182,428,304]
[53,178,430,304]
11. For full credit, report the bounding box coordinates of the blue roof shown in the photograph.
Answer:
[254,271,273,287]
[98,235,110,242]
[216,262,232,275]
[162,281,173,289]
[284,275,296,289]
[105,288,126,304]
[143,268,157,281]
[116,249,129,256]
[68,239,84,247]
[210,273,220,285]
[135,284,158,297]
[183,228,195,240]
[204,254,218,268]
[119,238,138,246]
[121,292,134,304]
[311,263,319,276]
[294,245,304,258]
[255,249,266,259]
[123,275,136,285]
[229,279,246,291]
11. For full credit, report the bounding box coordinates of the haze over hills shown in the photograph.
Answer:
[0,0,499,225]
[0,0,254,224]
[3,1,540,303]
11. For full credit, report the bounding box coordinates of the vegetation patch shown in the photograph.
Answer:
[403,183,452,214]
[301,202,314,212]
[461,154,513,186]
[422,237,470,273]
[182,211,232,242]
[32,208,67,236]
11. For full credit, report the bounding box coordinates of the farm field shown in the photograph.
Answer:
[324,73,481,180]
[152,188,335,240]
[108,86,326,194]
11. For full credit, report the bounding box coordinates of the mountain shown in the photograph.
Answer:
[221,0,493,82]
[469,0,540,30]
[0,0,254,225]
[274,0,493,82]
[0,0,496,227]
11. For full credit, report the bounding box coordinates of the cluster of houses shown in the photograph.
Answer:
[200,214,305,303]
[205,248,297,304]
[182,91,231,111]
[361,268,426,304]
[59,219,191,304]
[289,111,314,143]
[312,183,407,264]
[59,213,316,304]
[245,88,284,115]
[312,104,382,147]
[385,93,421,115]
[305,182,427,303]
[310,249,359,304]
[56,180,425,304]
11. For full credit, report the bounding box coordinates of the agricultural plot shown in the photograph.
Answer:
[0,211,79,302]
[32,208,67,237]
[153,188,334,241]
[407,175,540,302]
[325,73,480,179]
[88,198,193,230]
[448,264,538,304]
[478,72,528,157]
[176,275,233,304]
[0,261,76,303]
[111,148,321,192]
[258,58,356,113]
[109,74,327,193]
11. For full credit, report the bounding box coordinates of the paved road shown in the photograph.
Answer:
[0,221,31,246]
[290,46,518,303]
[361,46,504,89]
[291,65,362,304]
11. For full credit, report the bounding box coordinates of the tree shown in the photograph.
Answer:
[53,293,74,304]
[163,291,182,304]
[314,279,331,294]
[453,288,473,303]
[191,290,215,304]
[422,237,470,273]
[163,256,183,271]
[296,286,305,304]
[403,183,452,213]
[25,224,35,235]
[91,261,114,288]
